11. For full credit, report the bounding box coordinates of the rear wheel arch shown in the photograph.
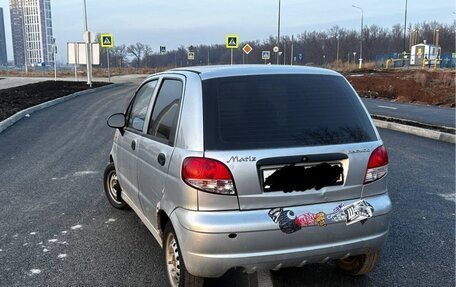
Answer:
[158,209,170,236]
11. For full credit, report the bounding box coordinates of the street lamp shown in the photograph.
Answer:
[352,5,363,69]
[403,0,408,52]
[353,52,357,68]
[277,0,281,65]
[336,34,340,67]
[83,0,92,87]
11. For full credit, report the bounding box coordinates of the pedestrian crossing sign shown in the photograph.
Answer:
[101,34,114,48]
[226,35,239,49]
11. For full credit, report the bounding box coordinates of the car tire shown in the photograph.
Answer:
[335,250,381,276]
[103,163,129,210]
[163,222,204,287]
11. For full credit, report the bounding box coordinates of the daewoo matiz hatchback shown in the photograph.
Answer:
[104,65,391,287]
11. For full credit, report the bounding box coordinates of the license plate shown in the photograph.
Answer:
[262,163,343,192]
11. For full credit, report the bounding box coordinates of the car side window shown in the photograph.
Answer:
[147,79,183,145]
[126,80,157,132]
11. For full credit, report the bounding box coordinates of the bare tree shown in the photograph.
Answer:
[112,45,128,68]
[127,43,145,67]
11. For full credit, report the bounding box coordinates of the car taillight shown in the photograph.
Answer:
[182,157,236,195]
[364,145,389,184]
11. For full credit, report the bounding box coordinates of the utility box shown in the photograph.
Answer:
[410,41,441,66]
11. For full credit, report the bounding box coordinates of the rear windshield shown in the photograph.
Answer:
[202,74,377,150]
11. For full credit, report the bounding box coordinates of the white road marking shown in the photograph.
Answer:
[30,269,41,275]
[29,232,37,235]
[257,270,274,287]
[105,218,116,224]
[436,193,455,202]
[73,171,98,176]
[57,254,67,259]
[377,105,398,110]
[70,224,82,230]
[48,239,58,243]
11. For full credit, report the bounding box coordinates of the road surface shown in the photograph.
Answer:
[362,97,455,128]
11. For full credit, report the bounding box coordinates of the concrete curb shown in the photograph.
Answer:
[0,83,119,134]
[373,119,455,144]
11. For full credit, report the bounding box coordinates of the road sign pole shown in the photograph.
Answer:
[242,52,245,64]
[88,38,93,88]
[53,39,57,81]
[54,51,57,81]
[291,35,294,66]
[74,43,78,81]
[107,48,110,82]
[231,49,233,65]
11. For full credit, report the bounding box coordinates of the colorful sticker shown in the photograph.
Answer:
[342,200,374,225]
[269,200,374,234]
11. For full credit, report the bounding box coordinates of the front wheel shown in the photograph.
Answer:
[103,163,129,210]
[163,222,204,287]
[335,250,381,275]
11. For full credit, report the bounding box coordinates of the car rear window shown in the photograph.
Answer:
[202,74,377,150]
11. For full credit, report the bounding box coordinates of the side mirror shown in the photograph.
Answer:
[107,113,126,135]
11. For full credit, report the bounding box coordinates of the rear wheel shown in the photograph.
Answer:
[163,222,204,287]
[335,250,381,275]
[103,163,129,209]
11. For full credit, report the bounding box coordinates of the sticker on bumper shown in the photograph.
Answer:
[268,200,374,234]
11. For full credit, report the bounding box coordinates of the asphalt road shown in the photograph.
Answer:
[361,97,455,128]
[0,83,454,286]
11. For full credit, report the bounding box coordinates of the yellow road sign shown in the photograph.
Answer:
[226,35,239,49]
[101,34,114,48]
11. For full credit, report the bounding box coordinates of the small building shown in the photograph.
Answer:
[410,41,441,66]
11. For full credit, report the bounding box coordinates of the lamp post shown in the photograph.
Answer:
[276,0,281,65]
[83,0,92,87]
[352,5,363,69]
[21,0,28,73]
[403,0,408,52]
[336,35,340,67]
[353,52,357,68]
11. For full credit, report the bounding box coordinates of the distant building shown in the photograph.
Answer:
[0,8,7,66]
[9,0,54,67]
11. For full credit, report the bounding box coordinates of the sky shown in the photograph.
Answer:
[0,0,454,62]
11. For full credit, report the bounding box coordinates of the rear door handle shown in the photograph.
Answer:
[131,140,136,150]
[158,153,166,166]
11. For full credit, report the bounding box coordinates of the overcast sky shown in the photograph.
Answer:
[0,0,454,62]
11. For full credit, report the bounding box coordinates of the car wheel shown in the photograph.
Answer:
[163,222,204,287]
[103,163,129,210]
[335,250,381,275]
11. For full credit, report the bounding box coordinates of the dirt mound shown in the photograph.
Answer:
[346,70,455,107]
[0,81,110,121]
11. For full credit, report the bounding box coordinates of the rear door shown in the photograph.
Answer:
[116,80,158,209]
[137,76,185,227]
[202,74,381,210]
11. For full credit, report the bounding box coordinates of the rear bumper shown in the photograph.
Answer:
[170,193,392,278]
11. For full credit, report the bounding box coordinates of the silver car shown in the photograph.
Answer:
[105,65,391,287]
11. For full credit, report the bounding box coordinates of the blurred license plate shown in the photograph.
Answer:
[262,163,343,192]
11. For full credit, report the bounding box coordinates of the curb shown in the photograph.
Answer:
[373,119,455,144]
[0,83,119,134]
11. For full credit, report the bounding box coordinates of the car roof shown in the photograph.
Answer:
[168,65,342,80]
